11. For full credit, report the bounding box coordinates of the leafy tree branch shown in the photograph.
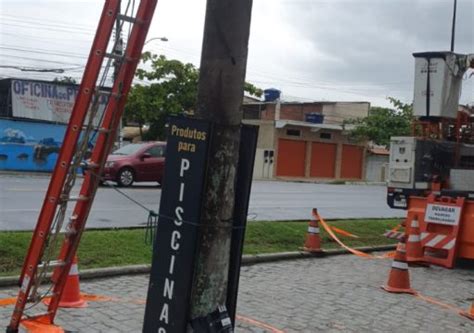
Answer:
[345,98,413,147]
[125,53,262,140]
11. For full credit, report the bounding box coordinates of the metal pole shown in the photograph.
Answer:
[114,1,123,147]
[189,0,254,320]
[451,0,457,52]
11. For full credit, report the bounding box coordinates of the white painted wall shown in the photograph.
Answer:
[365,154,389,182]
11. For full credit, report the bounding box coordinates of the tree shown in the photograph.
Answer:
[53,76,77,84]
[124,52,262,140]
[346,97,413,147]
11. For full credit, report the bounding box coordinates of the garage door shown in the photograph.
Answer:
[276,139,306,177]
[341,144,363,179]
[310,142,336,178]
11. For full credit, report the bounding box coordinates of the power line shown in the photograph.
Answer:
[2,16,402,93]
[0,17,96,34]
[0,21,94,36]
[0,15,414,101]
[0,50,412,99]
[0,31,92,46]
[0,46,88,60]
[0,54,85,67]
[0,65,66,73]
[0,14,96,30]
[143,43,412,92]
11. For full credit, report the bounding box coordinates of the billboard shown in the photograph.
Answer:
[11,79,106,124]
[0,119,66,172]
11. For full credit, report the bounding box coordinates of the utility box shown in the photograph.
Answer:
[450,169,474,192]
[389,137,419,189]
[413,52,465,119]
[388,136,455,190]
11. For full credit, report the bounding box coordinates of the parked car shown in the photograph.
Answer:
[100,141,166,187]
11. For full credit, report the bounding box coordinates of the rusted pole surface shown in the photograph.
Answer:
[190,0,254,319]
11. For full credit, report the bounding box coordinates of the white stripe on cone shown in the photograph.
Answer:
[391,261,408,270]
[411,219,419,228]
[308,226,319,234]
[69,263,79,276]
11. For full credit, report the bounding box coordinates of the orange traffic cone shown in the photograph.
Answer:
[44,256,87,308]
[406,216,424,262]
[461,303,474,320]
[382,237,416,295]
[302,210,322,252]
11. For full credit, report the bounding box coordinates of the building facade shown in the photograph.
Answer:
[243,100,370,181]
[365,147,390,183]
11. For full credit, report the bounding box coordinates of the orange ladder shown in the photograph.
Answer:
[6,1,158,331]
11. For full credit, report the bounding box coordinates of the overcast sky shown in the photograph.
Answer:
[0,0,472,107]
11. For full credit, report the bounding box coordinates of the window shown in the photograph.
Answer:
[286,129,301,137]
[146,145,165,157]
[113,143,148,156]
[320,132,332,140]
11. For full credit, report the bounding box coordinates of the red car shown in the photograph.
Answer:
[101,141,166,187]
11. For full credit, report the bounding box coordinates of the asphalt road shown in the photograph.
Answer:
[0,174,404,230]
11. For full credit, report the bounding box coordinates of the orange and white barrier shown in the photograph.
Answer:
[384,230,405,241]
[405,195,466,268]
[421,232,457,251]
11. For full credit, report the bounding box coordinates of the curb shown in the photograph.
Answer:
[0,171,52,178]
[0,244,396,288]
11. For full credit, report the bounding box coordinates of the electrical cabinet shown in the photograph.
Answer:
[413,52,464,119]
[389,136,455,190]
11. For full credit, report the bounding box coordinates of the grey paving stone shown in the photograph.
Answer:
[0,254,473,332]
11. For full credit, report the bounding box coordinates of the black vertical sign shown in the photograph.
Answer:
[143,116,210,333]
[226,124,258,325]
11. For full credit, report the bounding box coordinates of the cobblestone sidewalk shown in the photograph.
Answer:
[1,254,473,332]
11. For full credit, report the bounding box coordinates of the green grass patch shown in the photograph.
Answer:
[244,219,400,254]
[0,219,400,277]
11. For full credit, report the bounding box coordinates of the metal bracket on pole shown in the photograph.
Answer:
[190,305,233,333]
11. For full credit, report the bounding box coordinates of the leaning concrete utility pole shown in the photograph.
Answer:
[190,0,254,320]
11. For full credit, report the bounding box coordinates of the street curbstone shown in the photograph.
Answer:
[0,244,396,288]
